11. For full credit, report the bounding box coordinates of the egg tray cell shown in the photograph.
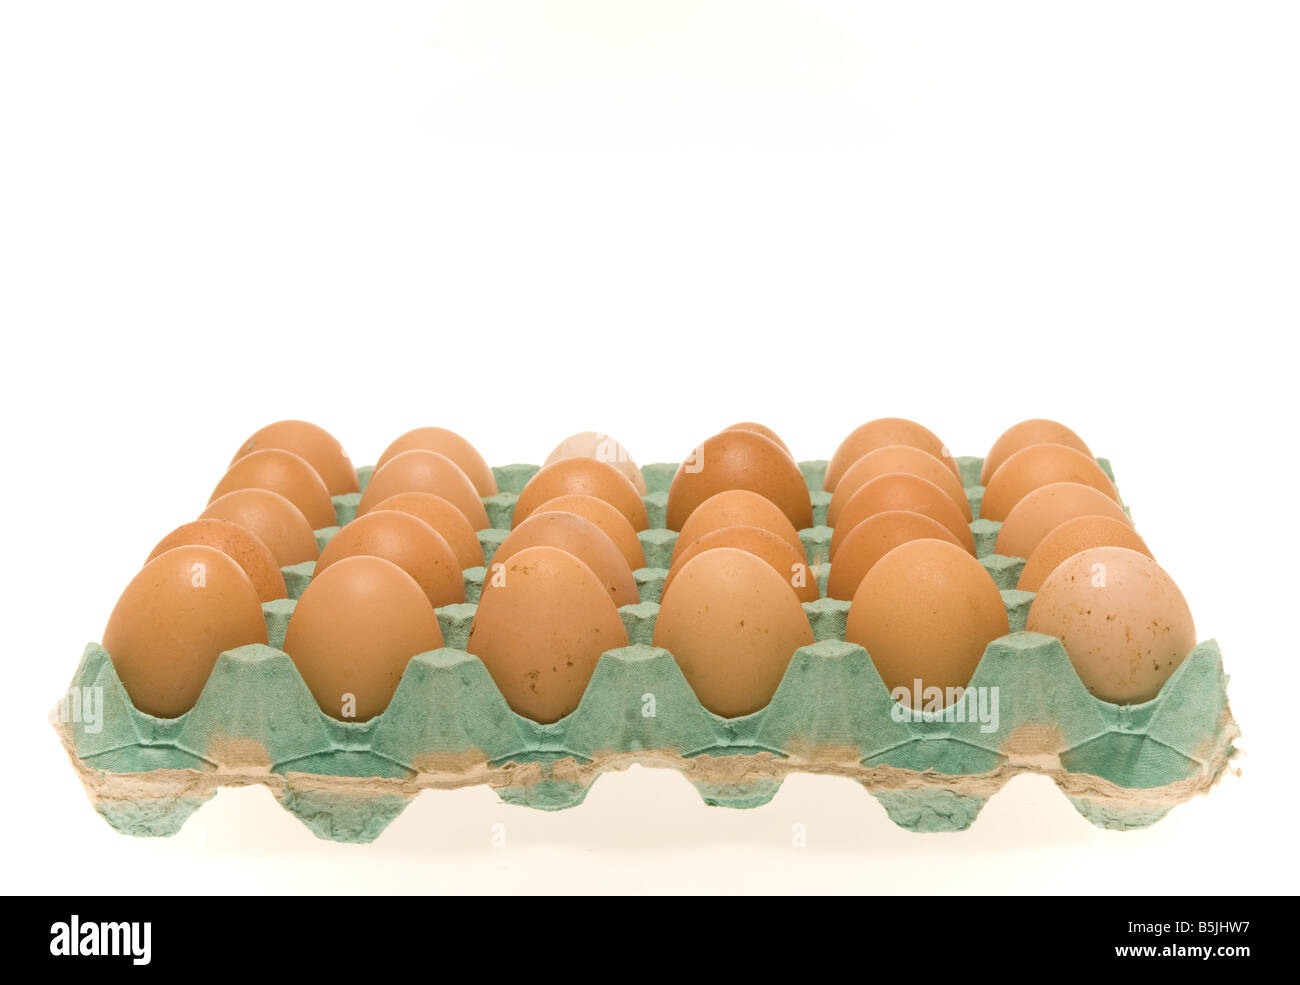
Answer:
[52,457,1239,842]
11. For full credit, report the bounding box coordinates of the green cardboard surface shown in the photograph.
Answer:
[54,454,1238,842]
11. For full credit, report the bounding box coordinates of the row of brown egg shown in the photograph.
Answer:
[820,417,1193,707]
[99,417,1197,735]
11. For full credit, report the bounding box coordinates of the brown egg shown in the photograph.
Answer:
[994,481,1133,559]
[230,420,359,495]
[980,418,1093,485]
[543,432,646,495]
[829,444,972,525]
[825,418,959,492]
[200,488,319,565]
[102,545,268,718]
[980,443,1120,522]
[671,489,805,564]
[513,458,649,531]
[845,539,1008,706]
[723,422,793,457]
[652,548,814,718]
[466,545,629,723]
[666,430,812,532]
[664,525,818,603]
[284,556,443,721]
[357,450,489,530]
[1018,515,1154,592]
[493,511,639,607]
[826,510,962,601]
[146,519,287,602]
[532,494,645,569]
[314,510,465,610]
[1026,547,1195,704]
[367,491,484,569]
[830,473,976,558]
[208,448,336,529]
[374,427,498,496]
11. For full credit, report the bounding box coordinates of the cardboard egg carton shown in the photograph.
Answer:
[53,456,1239,842]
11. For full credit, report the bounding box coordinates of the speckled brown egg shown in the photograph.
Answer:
[493,511,639,607]
[670,489,805,565]
[284,556,443,721]
[830,473,976,558]
[652,547,814,718]
[1018,515,1154,592]
[102,545,268,718]
[980,419,1093,486]
[666,430,812,532]
[200,488,319,566]
[1026,546,1195,704]
[825,418,959,492]
[845,539,1008,706]
[664,525,818,604]
[829,444,972,525]
[531,494,645,570]
[230,420,359,495]
[208,448,336,529]
[826,510,962,602]
[146,518,287,602]
[466,545,629,723]
[357,449,489,530]
[366,491,484,569]
[374,427,498,496]
[994,481,1133,559]
[512,458,648,531]
[980,443,1120,522]
[723,422,793,457]
[543,432,646,495]
[314,510,465,610]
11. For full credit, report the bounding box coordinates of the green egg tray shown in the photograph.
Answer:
[52,456,1239,842]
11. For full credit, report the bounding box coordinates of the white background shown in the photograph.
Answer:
[2,1,1296,894]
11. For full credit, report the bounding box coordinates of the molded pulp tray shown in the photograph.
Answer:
[53,456,1239,842]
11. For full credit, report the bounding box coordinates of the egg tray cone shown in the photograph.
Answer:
[52,457,1239,842]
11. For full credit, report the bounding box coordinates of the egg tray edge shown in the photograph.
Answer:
[53,456,1239,842]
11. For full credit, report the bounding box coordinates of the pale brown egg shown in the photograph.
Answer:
[283,556,443,721]
[466,545,629,723]
[200,488,319,565]
[670,488,805,564]
[208,448,336,529]
[980,418,1093,486]
[543,432,647,495]
[652,547,814,717]
[1026,547,1195,704]
[829,444,972,525]
[314,510,465,610]
[980,443,1120,522]
[230,420,359,495]
[723,422,793,457]
[146,519,287,602]
[826,510,962,602]
[994,481,1133,559]
[367,491,484,569]
[825,418,959,492]
[103,545,268,718]
[357,449,489,530]
[663,525,818,603]
[1018,515,1153,592]
[830,473,976,558]
[532,494,645,569]
[493,511,639,607]
[373,427,498,496]
[845,539,1008,706]
[666,430,812,532]
[512,458,649,531]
